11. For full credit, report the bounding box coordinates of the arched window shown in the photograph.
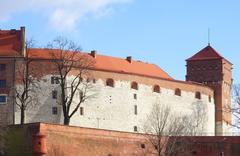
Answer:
[106,78,114,87]
[175,88,181,96]
[153,85,160,93]
[195,92,201,99]
[131,81,138,90]
[208,95,211,102]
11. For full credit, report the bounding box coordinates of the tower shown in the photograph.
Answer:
[186,45,233,136]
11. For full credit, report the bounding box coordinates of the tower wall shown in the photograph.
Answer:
[186,56,233,136]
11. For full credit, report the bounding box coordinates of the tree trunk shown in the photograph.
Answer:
[64,116,70,125]
[20,108,25,125]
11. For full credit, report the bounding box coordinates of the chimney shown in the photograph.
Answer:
[126,56,132,63]
[91,50,97,58]
[20,26,26,57]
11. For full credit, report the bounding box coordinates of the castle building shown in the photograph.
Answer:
[0,27,233,136]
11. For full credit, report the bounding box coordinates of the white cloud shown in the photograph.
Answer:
[49,9,80,31]
[0,0,132,30]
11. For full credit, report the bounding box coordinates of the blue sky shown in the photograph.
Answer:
[1,0,240,83]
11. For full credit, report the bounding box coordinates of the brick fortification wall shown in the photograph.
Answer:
[38,123,155,156]
[15,123,240,156]
[2,123,240,156]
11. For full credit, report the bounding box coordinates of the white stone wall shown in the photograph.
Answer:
[14,75,63,124]
[15,74,215,136]
[69,78,215,135]
[216,121,233,136]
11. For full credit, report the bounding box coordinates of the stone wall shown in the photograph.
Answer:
[14,69,215,135]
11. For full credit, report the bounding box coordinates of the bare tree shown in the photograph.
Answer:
[184,101,208,136]
[46,37,95,125]
[143,103,188,156]
[14,39,41,124]
[227,84,240,130]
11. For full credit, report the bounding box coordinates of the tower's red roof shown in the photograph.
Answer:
[0,29,23,56]
[28,48,173,80]
[186,45,223,61]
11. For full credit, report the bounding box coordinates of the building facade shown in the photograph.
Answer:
[0,27,233,136]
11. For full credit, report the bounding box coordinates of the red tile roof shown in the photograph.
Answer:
[0,29,22,56]
[28,48,173,80]
[187,45,223,61]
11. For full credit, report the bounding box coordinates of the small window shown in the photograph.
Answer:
[134,105,137,115]
[109,95,112,104]
[51,77,55,84]
[52,107,58,115]
[133,93,137,99]
[51,76,60,84]
[0,95,7,104]
[86,78,90,83]
[52,90,57,99]
[80,107,84,116]
[0,64,6,71]
[92,79,96,84]
[209,95,212,102]
[0,80,6,88]
[79,91,84,101]
[153,85,160,93]
[134,126,138,132]
[131,82,138,90]
[175,88,181,96]
[141,144,145,149]
[195,92,201,99]
[106,78,114,87]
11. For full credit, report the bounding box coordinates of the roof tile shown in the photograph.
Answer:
[28,48,173,80]
[0,29,22,56]
[187,45,223,61]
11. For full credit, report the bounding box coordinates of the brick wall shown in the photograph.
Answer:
[30,123,240,156]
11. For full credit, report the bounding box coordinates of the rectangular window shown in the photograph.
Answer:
[52,90,57,99]
[134,126,138,132]
[51,76,60,84]
[0,80,6,88]
[134,105,137,115]
[0,95,7,104]
[79,91,83,101]
[0,64,6,71]
[51,77,54,84]
[134,93,137,99]
[52,107,58,115]
[80,107,84,116]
